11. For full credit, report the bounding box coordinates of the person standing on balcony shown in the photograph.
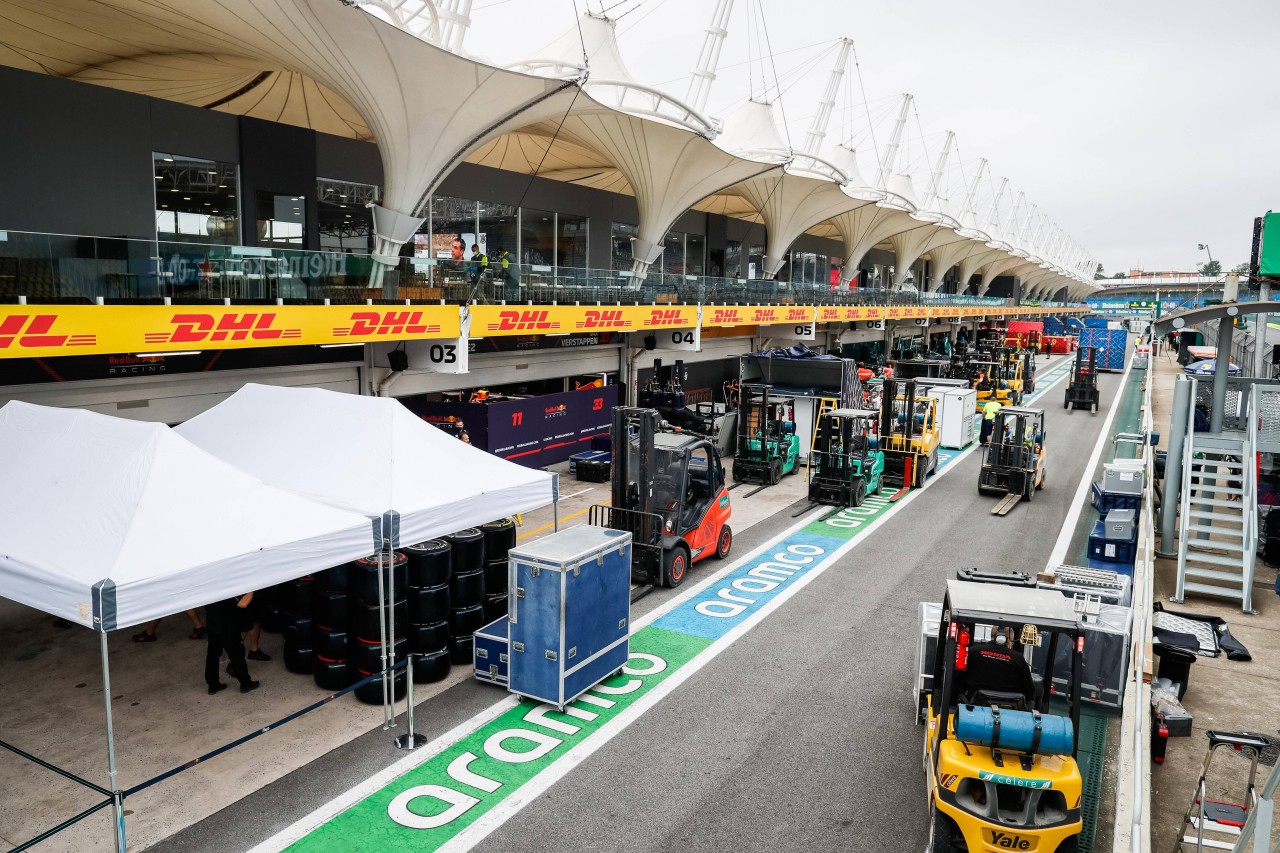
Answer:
[497,248,518,301]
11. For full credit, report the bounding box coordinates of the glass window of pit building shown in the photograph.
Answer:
[153,153,239,245]
[317,178,379,252]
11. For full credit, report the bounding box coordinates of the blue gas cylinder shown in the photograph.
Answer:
[956,705,1074,756]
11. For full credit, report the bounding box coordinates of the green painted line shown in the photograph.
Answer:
[283,626,709,853]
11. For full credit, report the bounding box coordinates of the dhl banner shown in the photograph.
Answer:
[471,304,698,337]
[701,305,814,328]
[0,302,1087,357]
[814,306,886,323]
[0,305,462,358]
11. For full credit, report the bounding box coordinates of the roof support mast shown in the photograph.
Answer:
[685,0,736,114]
[919,130,954,212]
[801,38,853,156]
[437,0,474,53]
[875,93,912,189]
[962,158,987,224]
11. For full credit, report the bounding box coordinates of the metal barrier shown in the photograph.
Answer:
[1113,351,1155,853]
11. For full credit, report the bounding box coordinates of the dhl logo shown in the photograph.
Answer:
[0,314,95,349]
[647,309,686,327]
[487,310,560,332]
[333,311,441,338]
[887,308,903,318]
[575,310,628,330]
[145,313,301,344]
[751,308,779,323]
[709,309,743,325]
[783,308,810,321]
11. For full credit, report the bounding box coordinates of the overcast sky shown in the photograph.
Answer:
[467,0,1279,276]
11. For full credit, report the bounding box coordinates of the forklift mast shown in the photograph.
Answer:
[611,406,657,515]
[879,377,918,443]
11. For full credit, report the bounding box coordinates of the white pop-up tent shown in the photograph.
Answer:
[0,401,377,632]
[174,383,556,546]
[175,383,558,721]
[0,401,380,853]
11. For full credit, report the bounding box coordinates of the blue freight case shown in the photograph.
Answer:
[1080,327,1128,371]
[568,449,609,475]
[473,616,510,686]
[507,525,632,710]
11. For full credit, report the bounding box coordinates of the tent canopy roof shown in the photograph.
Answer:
[0,402,375,631]
[175,384,554,547]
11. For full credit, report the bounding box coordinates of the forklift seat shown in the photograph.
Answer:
[963,689,1030,712]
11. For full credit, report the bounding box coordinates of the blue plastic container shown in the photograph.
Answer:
[1088,520,1137,565]
[1090,482,1142,514]
[956,705,1074,756]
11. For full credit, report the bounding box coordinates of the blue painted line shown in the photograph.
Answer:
[652,529,851,640]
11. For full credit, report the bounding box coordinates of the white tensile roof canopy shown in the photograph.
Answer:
[175,384,555,548]
[0,402,376,631]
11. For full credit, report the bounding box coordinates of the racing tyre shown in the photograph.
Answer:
[663,544,691,588]
[715,525,733,560]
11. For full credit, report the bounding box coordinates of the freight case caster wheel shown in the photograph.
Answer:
[715,526,733,560]
[663,544,690,588]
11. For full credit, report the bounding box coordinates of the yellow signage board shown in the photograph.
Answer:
[470,304,699,336]
[0,304,462,358]
[701,305,815,328]
[814,306,887,323]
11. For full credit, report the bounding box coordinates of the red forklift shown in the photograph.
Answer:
[590,407,733,601]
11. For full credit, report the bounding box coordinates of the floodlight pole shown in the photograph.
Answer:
[100,632,126,853]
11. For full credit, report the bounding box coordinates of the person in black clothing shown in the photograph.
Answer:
[206,593,260,695]
[964,624,1035,706]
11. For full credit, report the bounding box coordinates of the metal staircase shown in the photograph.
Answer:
[1173,379,1259,613]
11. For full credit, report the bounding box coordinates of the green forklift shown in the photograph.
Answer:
[733,383,800,486]
[807,408,885,507]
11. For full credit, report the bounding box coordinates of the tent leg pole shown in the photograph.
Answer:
[385,537,397,730]
[100,632,126,853]
[376,540,390,729]
[394,654,427,750]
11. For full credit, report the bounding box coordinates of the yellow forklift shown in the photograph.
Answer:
[973,349,1027,412]
[978,407,1046,515]
[917,578,1086,853]
[878,378,940,489]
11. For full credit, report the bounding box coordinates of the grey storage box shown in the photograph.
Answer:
[1102,461,1144,496]
[1105,508,1136,541]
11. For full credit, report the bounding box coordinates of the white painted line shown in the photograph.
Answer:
[557,487,595,500]
[1045,357,1135,568]
[251,352,1080,853]
[243,698,518,853]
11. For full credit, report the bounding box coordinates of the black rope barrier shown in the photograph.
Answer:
[7,796,114,853]
[122,658,409,798]
[0,738,112,797]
